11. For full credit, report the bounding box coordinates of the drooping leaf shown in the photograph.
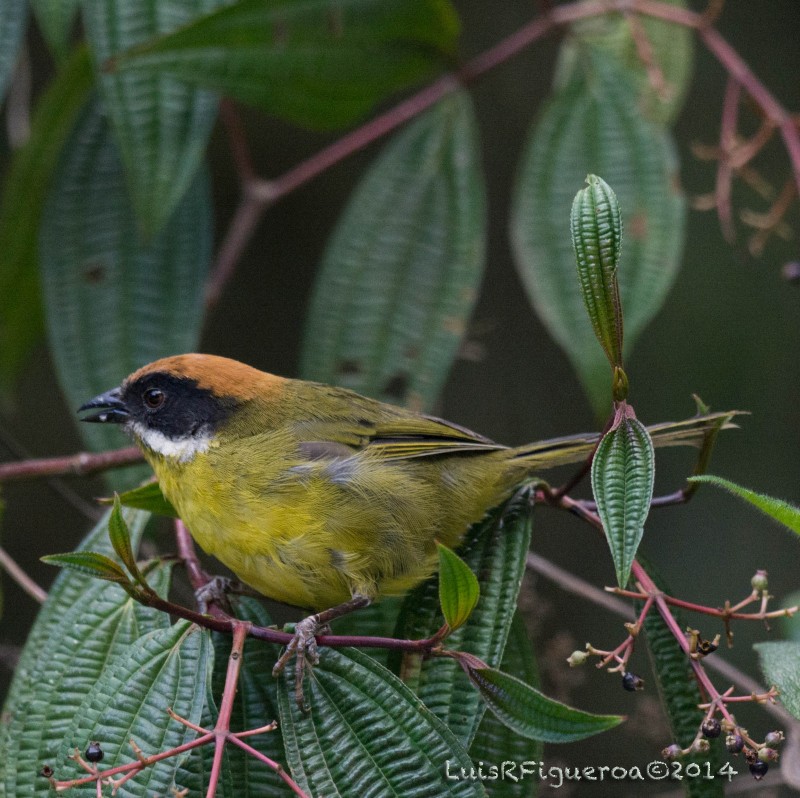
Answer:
[0,46,93,400]
[637,555,724,798]
[470,612,542,798]
[38,98,212,490]
[40,551,131,584]
[31,0,79,62]
[511,47,685,415]
[110,0,460,131]
[108,481,178,518]
[82,0,225,236]
[558,0,694,125]
[52,621,212,797]
[278,646,487,798]
[755,641,800,721]
[438,542,480,632]
[591,412,655,587]
[300,90,485,410]
[467,666,623,743]
[0,509,171,797]
[570,174,624,370]
[392,490,533,748]
[689,475,800,536]
[0,0,27,101]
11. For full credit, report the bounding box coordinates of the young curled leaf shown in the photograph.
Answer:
[465,665,623,743]
[591,409,655,587]
[689,475,800,535]
[436,541,480,632]
[571,174,624,371]
[105,480,178,518]
[41,551,131,585]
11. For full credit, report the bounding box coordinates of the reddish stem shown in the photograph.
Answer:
[0,446,142,482]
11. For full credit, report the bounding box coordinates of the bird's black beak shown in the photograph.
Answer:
[78,387,129,424]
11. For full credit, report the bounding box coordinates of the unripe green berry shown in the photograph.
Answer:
[751,570,768,592]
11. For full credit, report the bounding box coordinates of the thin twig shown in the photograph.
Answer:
[0,446,142,483]
[0,545,47,603]
[716,76,740,241]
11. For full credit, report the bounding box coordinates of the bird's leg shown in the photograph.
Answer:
[194,576,259,614]
[272,594,371,709]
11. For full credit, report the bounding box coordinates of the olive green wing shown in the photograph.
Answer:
[288,382,506,461]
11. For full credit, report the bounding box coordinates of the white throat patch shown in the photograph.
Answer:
[129,422,212,463]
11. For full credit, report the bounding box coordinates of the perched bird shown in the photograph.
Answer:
[78,353,728,685]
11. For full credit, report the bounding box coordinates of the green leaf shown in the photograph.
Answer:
[31,0,79,62]
[108,494,143,581]
[53,621,212,796]
[558,0,694,125]
[511,47,686,416]
[467,666,622,743]
[0,0,27,100]
[301,90,485,410]
[591,413,655,587]
[392,490,533,748]
[107,481,178,518]
[38,98,212,490]
[83,0,225,236]
[755,641,800,721]
[40,551,131,584]
[637,555,724,798]
[330,596,404,670]
[689,475,800,535]
[0,508,170,796]
[278,646,487,798]
[437,542,480,631]
[111,0,460,131]
[470,612,542,798]
[0,45,93,400]
[571,174,624,370]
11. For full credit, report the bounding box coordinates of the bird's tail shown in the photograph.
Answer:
[508,409,742,473]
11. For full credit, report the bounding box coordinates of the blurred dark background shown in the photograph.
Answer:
[2,2,799,792]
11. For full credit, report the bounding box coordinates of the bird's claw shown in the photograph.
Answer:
[194,576,239,614]
[272,615,321,711]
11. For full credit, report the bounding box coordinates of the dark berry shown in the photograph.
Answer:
[725,733,745,754]
[749,761,769,780]
[701,718,721,738]
[85,741,104,763]
[621,672,645,692]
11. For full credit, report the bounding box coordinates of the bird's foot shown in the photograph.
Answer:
[272,614,321,711]
[194,576,243,614]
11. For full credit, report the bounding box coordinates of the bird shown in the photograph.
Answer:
[78,353,730,692]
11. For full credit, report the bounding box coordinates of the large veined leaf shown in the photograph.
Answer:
[52,621,212,798]
[557,0,693,125]
[638,556,724,798]
[0,46,93,400]
[469,612,542,798]
[38,98,212,488]
[0,0,27,101]
[755,641,800,721]
[392,490,533,748]
[109,0,460,131]
[278,646,487,798]
[301,90,486,410]
[30,0,79,62]
[511,47,686,416]
[82,0,225,236]
[0,509,170,797]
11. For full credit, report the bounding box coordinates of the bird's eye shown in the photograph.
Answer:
[143,388,165,409]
